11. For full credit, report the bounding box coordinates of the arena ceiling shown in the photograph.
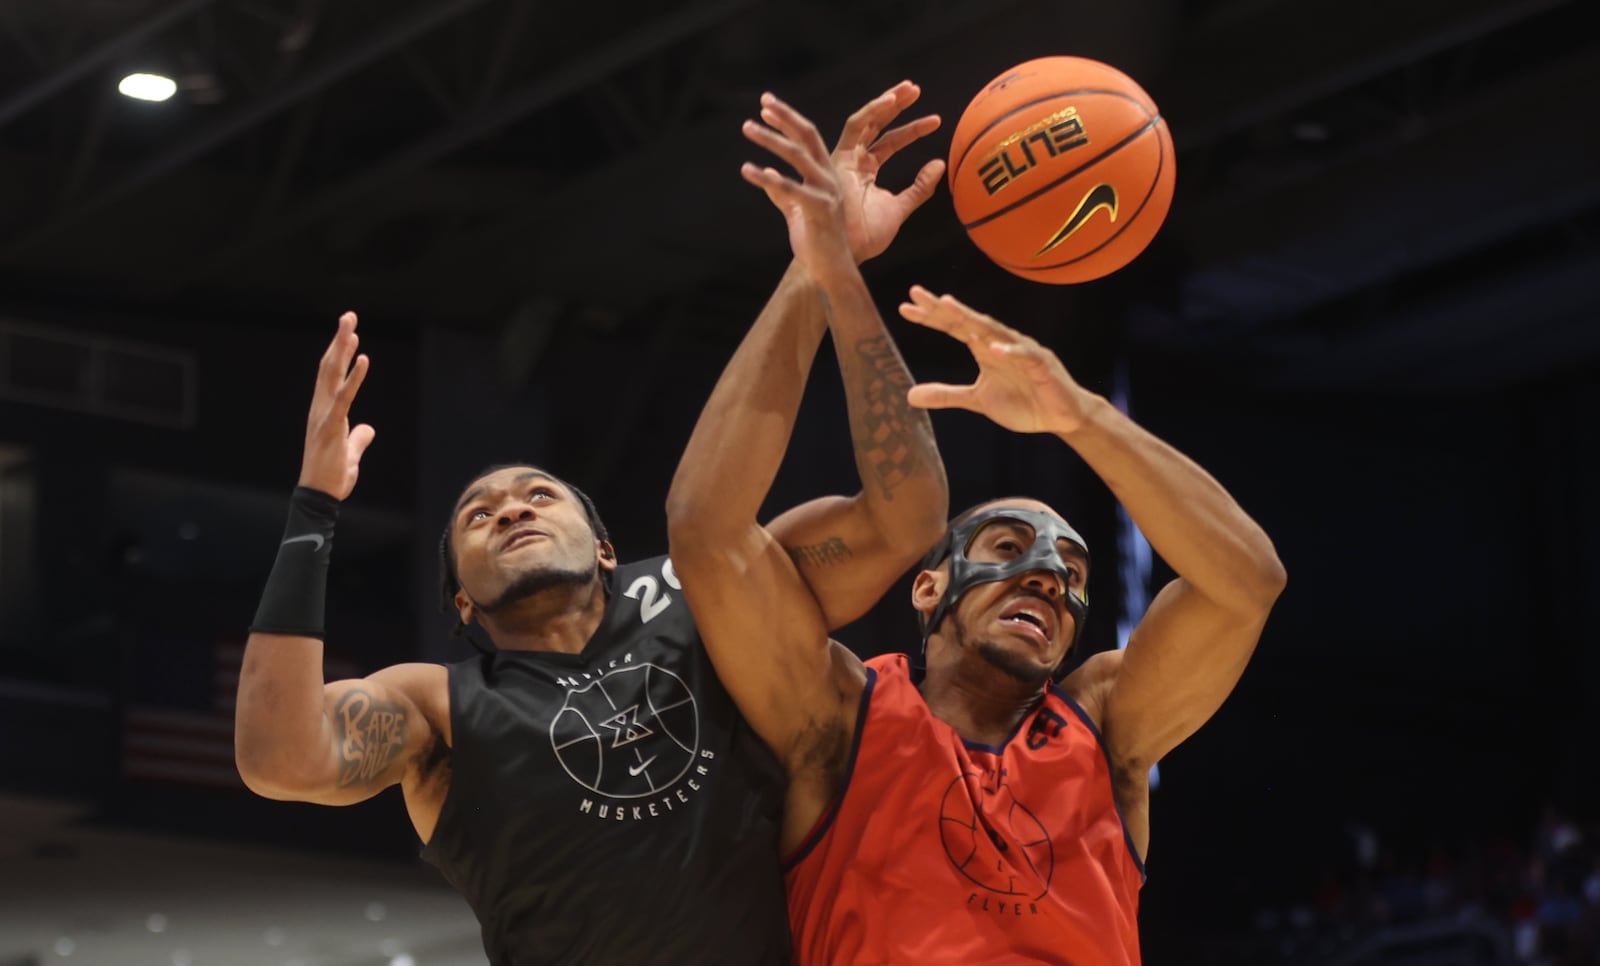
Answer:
[0,0,1594,395]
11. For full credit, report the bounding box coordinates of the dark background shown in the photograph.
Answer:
[1,0,1596,963]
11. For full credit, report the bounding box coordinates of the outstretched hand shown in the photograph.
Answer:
[298,311,375,500]
[898,287,1096,435]
[742,82,944,271]
[741,93,851,281]
[829,81,945,263]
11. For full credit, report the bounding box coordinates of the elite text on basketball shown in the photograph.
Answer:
[978,107,1089,197]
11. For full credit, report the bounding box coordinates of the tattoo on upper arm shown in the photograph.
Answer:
[851,335,935,501]
[333,689,409,788]
[788,537,854,569]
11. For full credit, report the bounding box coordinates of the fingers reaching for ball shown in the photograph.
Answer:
[898,286,1019,351]
[898,286,1094,436]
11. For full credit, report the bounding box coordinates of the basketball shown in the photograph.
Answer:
[947,56,1176,284]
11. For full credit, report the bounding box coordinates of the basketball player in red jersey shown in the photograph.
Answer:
[669,92,1286,964]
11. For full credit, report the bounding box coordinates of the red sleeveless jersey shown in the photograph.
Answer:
[784,654,1145,965]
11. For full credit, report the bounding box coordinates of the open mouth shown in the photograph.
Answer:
[998,599,1055,647]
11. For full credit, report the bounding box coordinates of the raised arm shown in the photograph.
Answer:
[234,313,440,805]
[756,88,950,627]
[666,90,945,770]
[707,84,949,630]
[900,290,1286,773]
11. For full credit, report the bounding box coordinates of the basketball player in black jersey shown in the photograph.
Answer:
[233,82,950,965]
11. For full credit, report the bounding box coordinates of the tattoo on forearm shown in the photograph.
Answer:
[333,689,408,788]
[852,335,934,501]
[788,537,854,569]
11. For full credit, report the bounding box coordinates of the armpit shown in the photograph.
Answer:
[414,732,451,787]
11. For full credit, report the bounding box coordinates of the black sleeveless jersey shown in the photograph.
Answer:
[420,556,791,965]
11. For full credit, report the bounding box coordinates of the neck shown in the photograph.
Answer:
[919,642,1047,747]
[479,580,606,653]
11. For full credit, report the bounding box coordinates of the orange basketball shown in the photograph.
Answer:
[948,56,1176,284]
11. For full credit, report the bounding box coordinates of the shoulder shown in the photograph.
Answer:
[615,554,667,577]
[862,652,910,677]
[367,661,448,695]
[608,555,683,604]
[367,662,450,738]
[603,555,693,630]
[827,641,871,694]
[1056,648,1123,730]
[604,554,675,592]
[856,652,915,705]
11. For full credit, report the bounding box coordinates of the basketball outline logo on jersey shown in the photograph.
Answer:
[551,661,701,799]
[939,762,1056,918]
[546,556,719,823]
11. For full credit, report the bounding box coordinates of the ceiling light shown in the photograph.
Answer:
[389,956,415,966]
[118,73,177,102]
[147,913,168,933]
[53,937,75,957]
[363,901,387,922]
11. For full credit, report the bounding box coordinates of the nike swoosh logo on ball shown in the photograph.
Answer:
[628,756,657,777]
[281,534,325,552]
[1035,183,1119,257]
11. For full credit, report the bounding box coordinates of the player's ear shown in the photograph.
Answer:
[597,539,617,574]
[911,568,946,616]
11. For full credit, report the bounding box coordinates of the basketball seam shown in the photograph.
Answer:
[998,120,1170,274]
[962,115,1163,232]
[950,88,1151,183]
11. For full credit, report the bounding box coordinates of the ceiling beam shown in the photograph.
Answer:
[389,0,1056,312]
[178,0,759,286]
[377,0,1567,318]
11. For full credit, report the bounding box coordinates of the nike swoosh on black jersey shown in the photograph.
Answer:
[1034,183,1119,258]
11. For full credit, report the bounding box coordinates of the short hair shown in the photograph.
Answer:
[436,464,610,624]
